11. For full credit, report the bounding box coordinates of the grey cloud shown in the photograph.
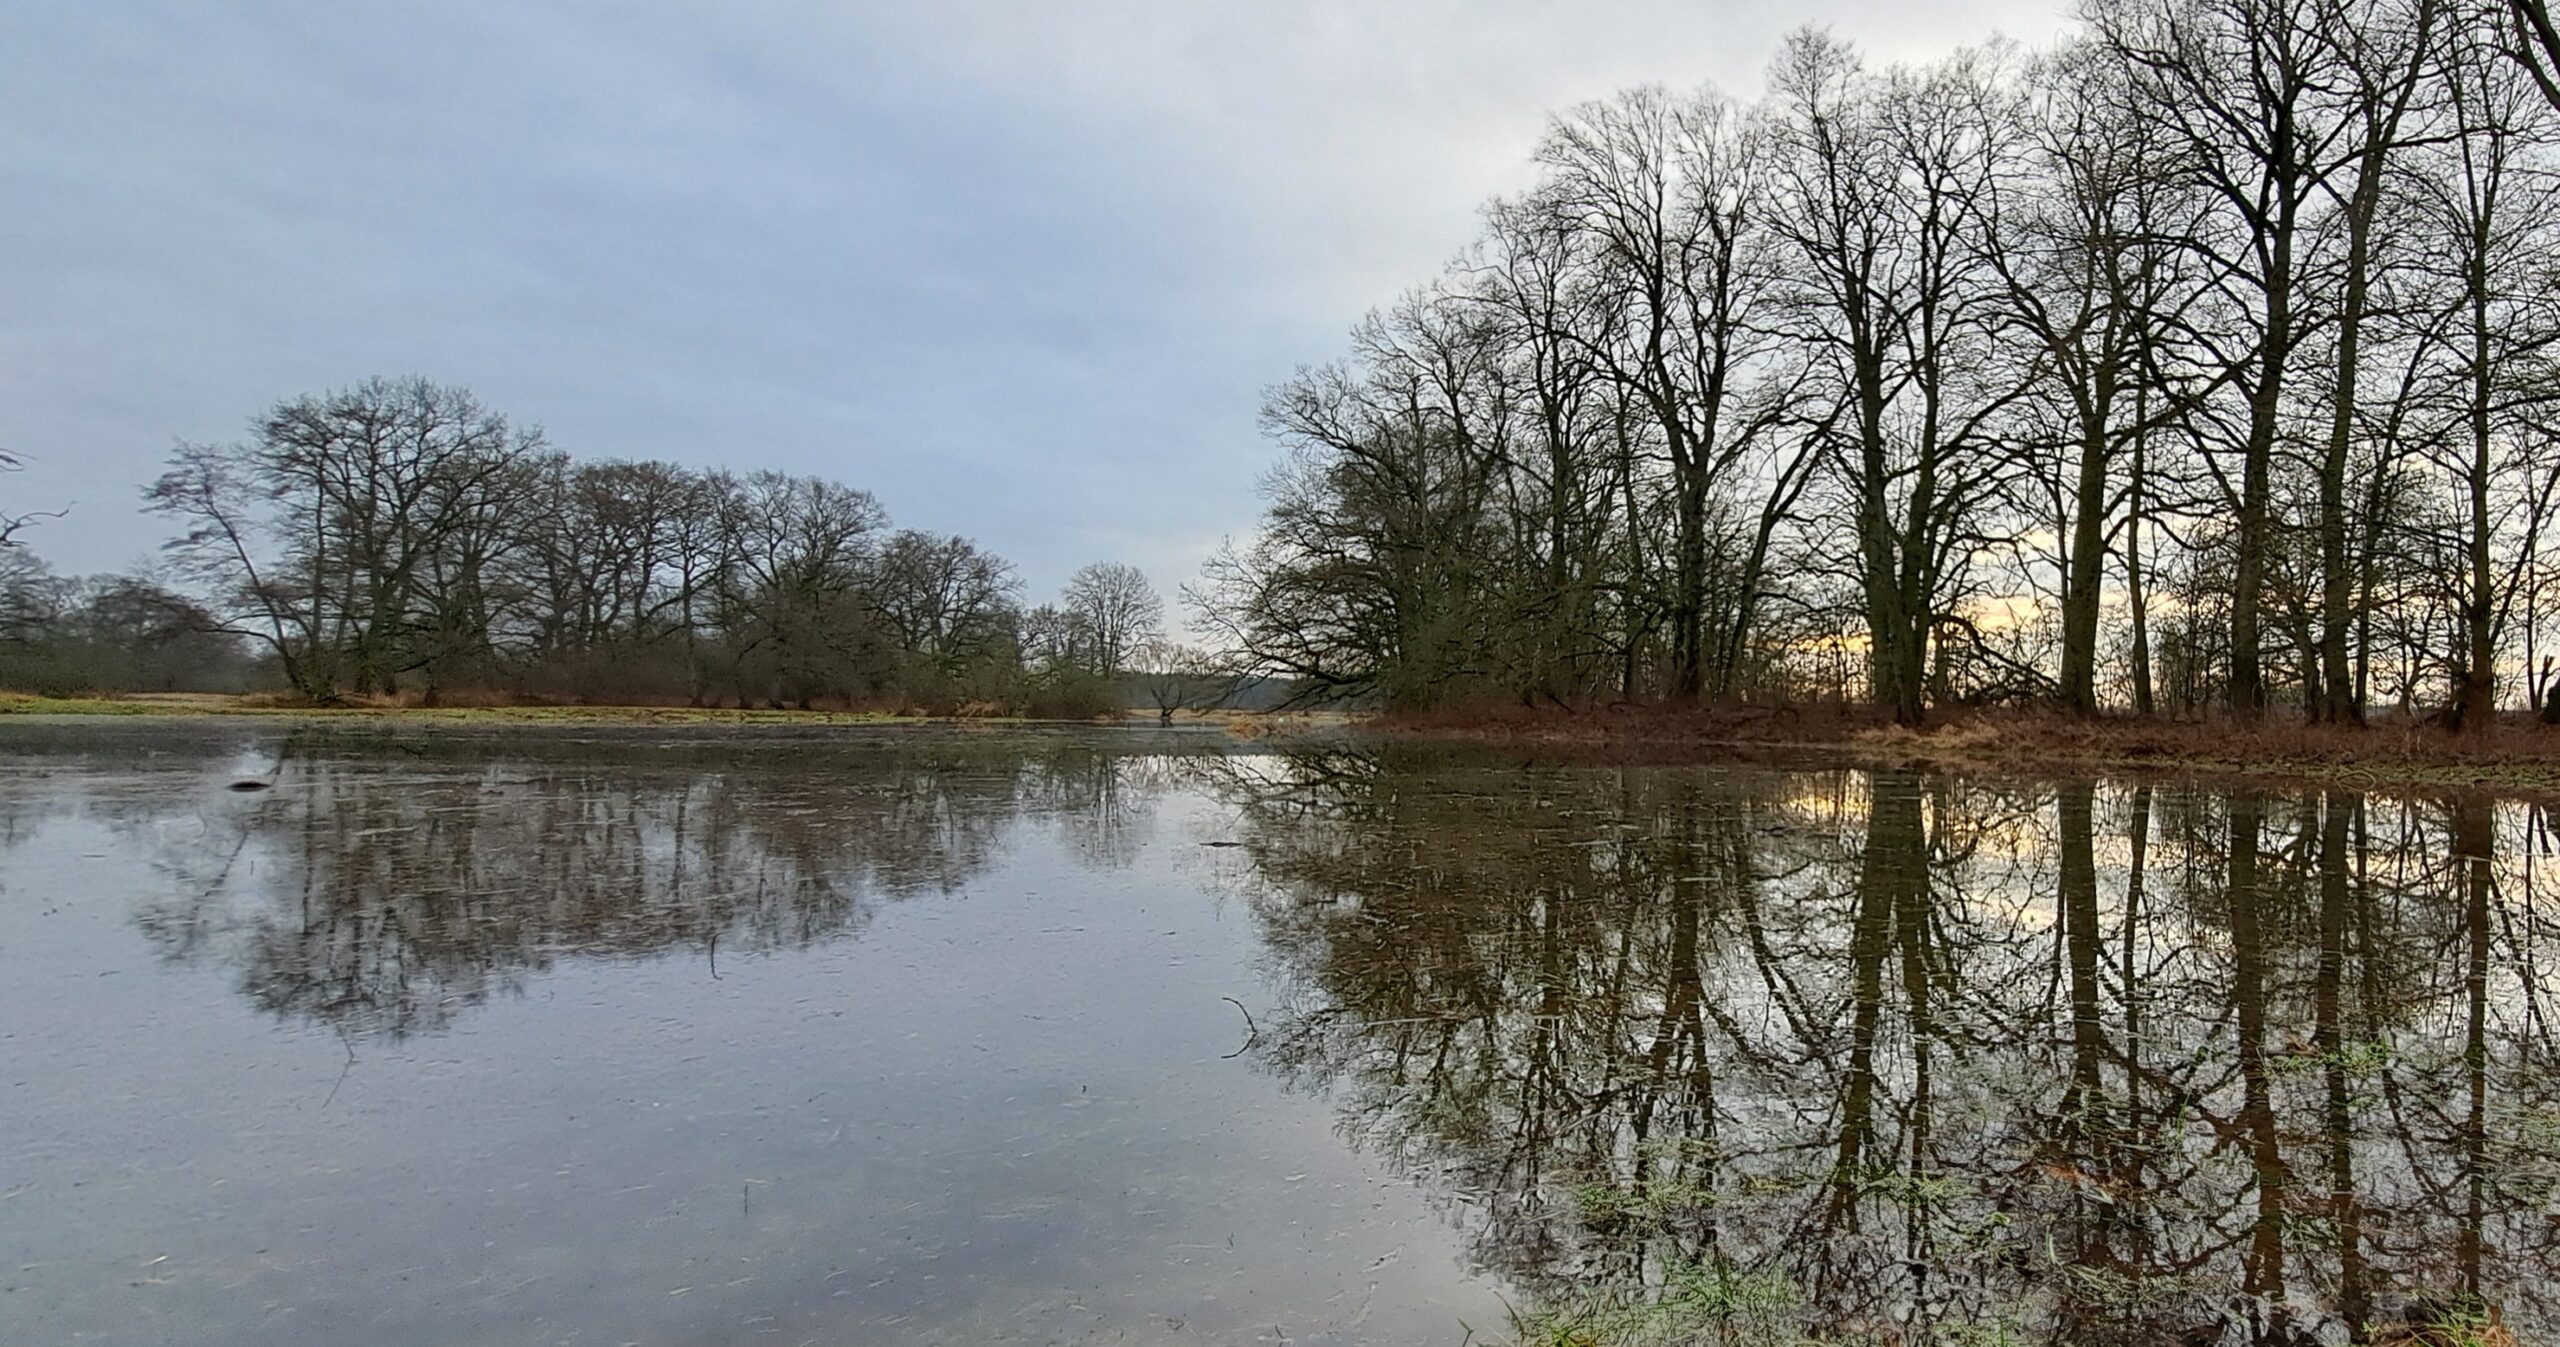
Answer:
[0,0,2061,613]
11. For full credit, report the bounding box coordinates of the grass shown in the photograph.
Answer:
[2375,1298,2520,1347]
[1504,1261,1802,1347]
[0,691,1367,735]
[0,690,972,726]
[24,690,2560,798]
[1370,702,2560,798]
[1570,1178,1721,1227]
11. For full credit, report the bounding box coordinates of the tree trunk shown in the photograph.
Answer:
[2231,202,2297,719]
[2060,419,2112,715]
[1673,468,1707,701]
[2315,162,2381,725]
[2127,418,2156,718]
[2459,270,2498,730]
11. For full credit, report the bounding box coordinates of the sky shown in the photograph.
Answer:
[0,0,2067,621]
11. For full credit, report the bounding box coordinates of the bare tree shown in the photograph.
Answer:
[1767,33,2024,723]
[1539,87,1788,699]
[1132,641,1238,723]
[2501,0,2560,108]
[872,530,1023,687]
[2091,0,2359,716]
[1060,562,1163,678]
[1207,0,2560,728]
[716,472,889,708]
[1980,41,2202,713]
[2413,9,2560,727]
[133,380,1059,710]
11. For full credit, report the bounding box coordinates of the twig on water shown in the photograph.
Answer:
[319,1027,357,1111]
[1221,996,1261,1059]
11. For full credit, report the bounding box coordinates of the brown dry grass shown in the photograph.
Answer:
[1369,702,2560,797]
[1375,701,1889,754]
[0,688,1166,727]
[0,690,938,725]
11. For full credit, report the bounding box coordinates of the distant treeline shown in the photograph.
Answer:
[0,557,252,695]
[1206,1,2560,727]
[2,377,1212,713]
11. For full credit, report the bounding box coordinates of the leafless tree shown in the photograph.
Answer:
[1213,0,2560,728]
[1060,561,1163,679]
[126,380,1054,710]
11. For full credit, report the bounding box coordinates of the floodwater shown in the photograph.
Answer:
[1,725,2555,1346]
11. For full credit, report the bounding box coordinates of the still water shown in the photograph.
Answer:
[1,724,2555,1346]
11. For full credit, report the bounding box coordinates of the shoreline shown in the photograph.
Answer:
[0,692,1062,728]
[1360,704,2560,799]
[11,693,2560,798]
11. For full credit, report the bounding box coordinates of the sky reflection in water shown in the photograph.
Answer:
[1,724,2554,1346]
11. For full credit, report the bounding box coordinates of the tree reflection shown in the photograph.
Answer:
[84,732,1173,1038]
[1213,749,2560,1344]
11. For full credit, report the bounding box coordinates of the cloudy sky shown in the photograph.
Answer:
[0,0,2065,614]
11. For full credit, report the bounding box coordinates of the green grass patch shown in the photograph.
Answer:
[1504,1260,1802,1347]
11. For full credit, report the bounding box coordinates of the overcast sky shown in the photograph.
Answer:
[0,0,2066,616]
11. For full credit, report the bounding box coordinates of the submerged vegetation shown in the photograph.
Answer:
[1503,1259,1800,1347]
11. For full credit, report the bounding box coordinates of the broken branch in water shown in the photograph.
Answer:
[1221,996,1260,1059]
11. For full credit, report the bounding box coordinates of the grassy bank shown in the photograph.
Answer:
[0,691,979,726]
[1372,703,2560,797]
[16,692,2557,797]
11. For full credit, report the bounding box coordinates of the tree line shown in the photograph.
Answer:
[1205,0,2560,727]
[2,377,1174,711]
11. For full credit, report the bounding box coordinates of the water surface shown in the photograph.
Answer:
[3,724,2555,1345]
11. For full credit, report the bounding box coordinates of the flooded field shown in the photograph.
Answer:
[2,723,2556,1345]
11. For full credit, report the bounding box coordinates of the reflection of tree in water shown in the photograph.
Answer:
[1212,748,2560,1344]
[1032,747,1183,872]
[94,732,1175,1039]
